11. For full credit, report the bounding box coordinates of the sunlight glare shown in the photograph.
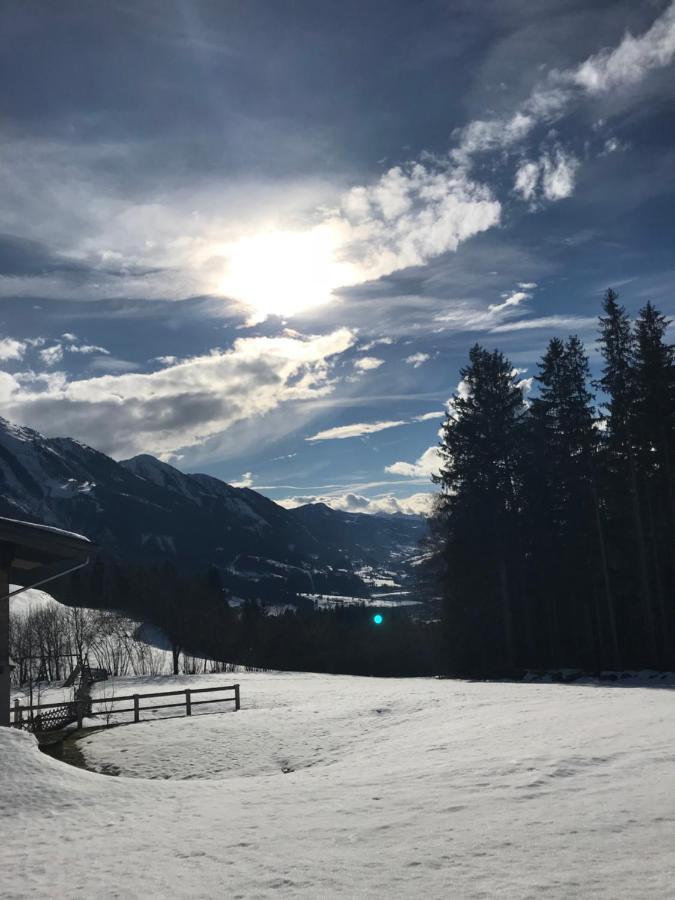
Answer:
[218,224,356,320]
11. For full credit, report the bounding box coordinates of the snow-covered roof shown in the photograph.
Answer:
[0,515,93,571]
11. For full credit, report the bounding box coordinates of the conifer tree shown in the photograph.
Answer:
[597,289,657,664]
[435,345,527,673]
[528,335,617,666]
[632,302,675,659]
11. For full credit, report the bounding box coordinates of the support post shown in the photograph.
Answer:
[133,694,140,723]
[13,697,20,728]
[0,542,15,727]
[76,698,84,729]
[185,689,191,716]
[234,683,240,711]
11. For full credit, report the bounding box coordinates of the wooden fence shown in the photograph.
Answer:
[11,683,240,732]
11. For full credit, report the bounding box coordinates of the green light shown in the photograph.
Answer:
[373,614,383,625]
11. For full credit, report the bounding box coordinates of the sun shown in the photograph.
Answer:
[217,223,356,321]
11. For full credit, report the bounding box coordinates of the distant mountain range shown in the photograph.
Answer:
[0,418,427,600]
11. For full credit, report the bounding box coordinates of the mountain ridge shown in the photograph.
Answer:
[0,417,426,600]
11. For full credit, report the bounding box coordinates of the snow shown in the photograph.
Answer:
[1,672,674,898]
[0,515,92,543]
[8,584,65,617]
[301,592,421,609]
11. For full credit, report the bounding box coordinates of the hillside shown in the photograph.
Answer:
[0,418,426,600]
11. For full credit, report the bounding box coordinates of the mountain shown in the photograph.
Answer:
[0,418,426,600]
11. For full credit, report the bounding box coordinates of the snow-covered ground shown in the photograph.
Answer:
[301,592,421,609]
[1,672,674,899]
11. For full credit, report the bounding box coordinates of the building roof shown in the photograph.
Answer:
[0,516,93,571]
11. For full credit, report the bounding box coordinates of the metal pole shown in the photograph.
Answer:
[0,559,89,602]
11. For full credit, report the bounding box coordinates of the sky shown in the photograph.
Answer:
[1,0,674,515]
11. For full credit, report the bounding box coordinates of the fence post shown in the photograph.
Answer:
[185,689,191,716]
[77,698,84,729]
[13,697,20,728]
[133,694,140,724]
[234,683,240,711]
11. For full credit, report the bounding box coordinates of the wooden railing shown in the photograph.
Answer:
[90,683,241,724]
[11,683,240,731]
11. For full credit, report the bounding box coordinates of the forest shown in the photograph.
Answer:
[431,289,675,675]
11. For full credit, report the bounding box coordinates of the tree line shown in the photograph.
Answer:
[431,290,675,675]
[55,558,438,677]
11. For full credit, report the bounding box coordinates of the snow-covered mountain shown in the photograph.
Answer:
[0,418,426,598]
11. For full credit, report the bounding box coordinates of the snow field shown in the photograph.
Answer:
[1,672,674,899]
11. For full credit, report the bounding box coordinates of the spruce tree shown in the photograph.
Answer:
[633,302,675,661]
[529,335,617,667]
[597,289,657,665]
[435,345,527,674]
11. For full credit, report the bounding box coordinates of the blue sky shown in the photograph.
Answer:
[1,0,674,514]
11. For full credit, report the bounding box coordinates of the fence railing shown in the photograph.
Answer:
[11,683,240,731]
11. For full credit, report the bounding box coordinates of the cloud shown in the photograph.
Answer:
[360,337,394,351]
[541,149,579,200]
[570,4,675,94]
[278,490,435,517]
[36,334,111,366]
[39,345,64,366]
[0,338,26,361]
[353,356,384,372]
[5,328,355,459]
[518,282,537,290]
[489,315,597,333]
[231,472,254,488]
[337,165,502,284]
[385,445,442,479]
[489,289,531,315]
[306,419,407,442]
[513,161,540,202]
[2,4,673,316]
[69,343,110,356]
[404,352,430,368]
[456,3,675,169]
[600,136,628,156]
[514,148,579,203]
[414,411,444,422]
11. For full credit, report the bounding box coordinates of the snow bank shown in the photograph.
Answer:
[1,673,674,898]
[9,584,65,618]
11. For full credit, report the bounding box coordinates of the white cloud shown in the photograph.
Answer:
[360,337,394,351]
[353,356,385,372]
[541,149,579,200]
[514,148,579,203]
[306,419,407,442]
[39,345,64,366]
[404,352,430,368]
[0,338,27,361]
[69,343,110,356]
[518,282,538,290]
[414,411,444,422]
[278,490,435,517]
[385,445,442,479]
[457,3,675,170]
[5,328,355,459]
[337,165,502,284]
[2,4,673,316]
[489,290,530,315]
[514,161,540,202]
[489,315,597,333]
[231,472,254,488]
[571,4,675,94]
